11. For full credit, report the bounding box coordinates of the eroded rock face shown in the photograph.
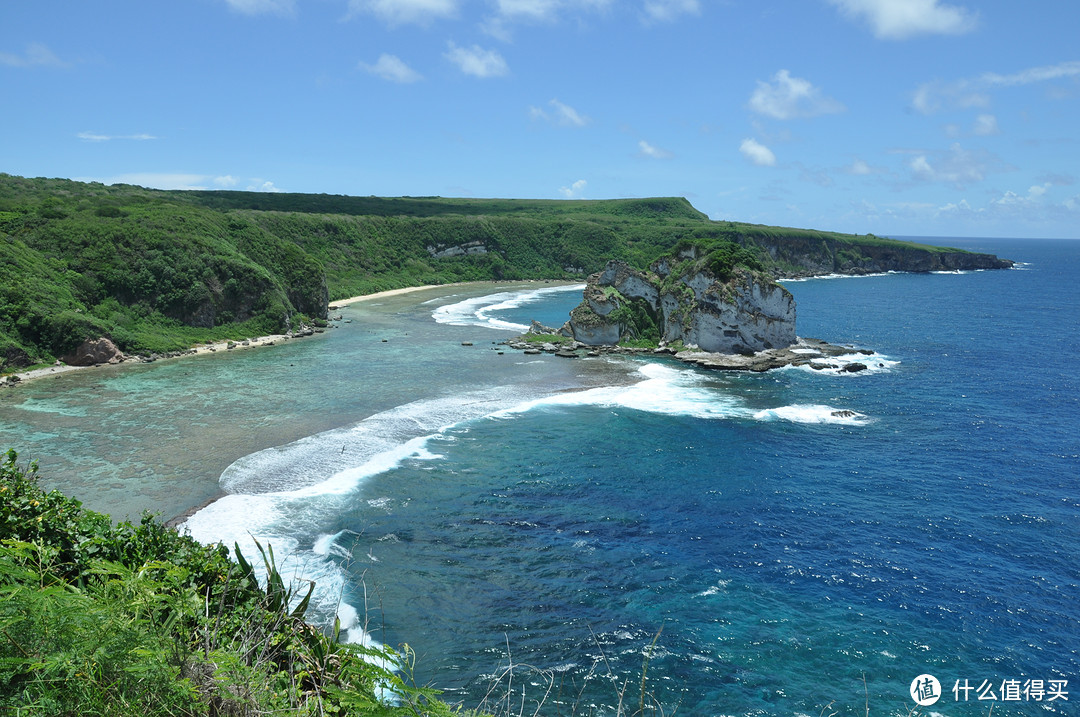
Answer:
[672,268,796,353]
[568,257,796,353]
[61,337,125,366]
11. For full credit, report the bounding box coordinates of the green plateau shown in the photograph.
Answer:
[0,173,1009,370]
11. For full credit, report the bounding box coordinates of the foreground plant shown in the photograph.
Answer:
[0,448,473,716]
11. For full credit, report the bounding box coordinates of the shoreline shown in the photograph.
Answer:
[2,333,297,388]
[2,281,571,390]
[2,284,457,388]
[328,282,470,308]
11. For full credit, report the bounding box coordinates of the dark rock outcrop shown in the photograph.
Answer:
[1,344,32,370]
[61,337,125,366]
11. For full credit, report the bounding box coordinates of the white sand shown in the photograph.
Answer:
[328,283,465,308]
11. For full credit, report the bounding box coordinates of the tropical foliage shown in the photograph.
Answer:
[0,448,475,716]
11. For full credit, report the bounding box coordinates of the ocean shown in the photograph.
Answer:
[1,237,1077,716]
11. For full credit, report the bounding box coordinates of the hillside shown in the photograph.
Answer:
[0,173,1010,370]
[0,449,468,715]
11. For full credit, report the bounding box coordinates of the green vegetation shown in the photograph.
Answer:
[0,449,475,716]
[609,295,661,344]
[0,173,988,371]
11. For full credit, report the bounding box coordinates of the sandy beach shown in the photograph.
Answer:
[328,283,466,308]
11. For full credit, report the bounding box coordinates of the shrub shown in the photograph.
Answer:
[0,449,474,716]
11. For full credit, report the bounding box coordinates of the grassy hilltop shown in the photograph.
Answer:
[0,173,1001,370]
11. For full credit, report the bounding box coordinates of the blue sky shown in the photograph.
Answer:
[3,1,1078,238]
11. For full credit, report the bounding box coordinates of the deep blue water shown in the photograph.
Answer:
[3,239,1077,715]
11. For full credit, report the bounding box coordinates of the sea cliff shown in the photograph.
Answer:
[566,250,796,354]
[736,231,1014,277]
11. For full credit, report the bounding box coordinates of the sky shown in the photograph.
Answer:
[2,0,1079,239]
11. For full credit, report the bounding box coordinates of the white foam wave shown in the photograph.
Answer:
[779,271,898,283]
[492,362,869,427]
[781,352,900,376]
[314,531,357,559]
[184,388,542,654]
[183,358,869,657]
[432,284,585,331]
[219,389,532,495]
[491,362,747,421]
[753,404,868,425]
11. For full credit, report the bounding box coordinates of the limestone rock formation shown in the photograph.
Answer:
[566,245,796,354]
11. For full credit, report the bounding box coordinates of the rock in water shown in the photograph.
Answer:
[567,250,796,354]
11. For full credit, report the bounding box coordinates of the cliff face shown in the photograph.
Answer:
[742,234,1014,277]
[567,248,796,353]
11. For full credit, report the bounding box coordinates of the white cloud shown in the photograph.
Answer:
[359,54,423,83]
[749,70,844,120]
[495,0,561,21]
[907,142,1006,188]
[740,138,776,167]
[981,61,1080,88]
[909,155,935,179]
[559,179,587,198]
[861,192,1076,235]
[643,0,700,23]
[0,42,67,68]
[846,158,874,175]
[224,0,294,15]
[530,98,589,126]
[77,132,157,142]
[214,175,239,187]
[913,61,1080,115]
[445,42,509,78]
[638,140,672,159]
[247,179,283,193]
[828,0,977,40]
[973,114,999,136]
[982,184,1069,217]
[346,0,457,26]
[482,0,611,40]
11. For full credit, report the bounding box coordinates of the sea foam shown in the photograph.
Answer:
[184,299,873,658]
[432,284,585,331]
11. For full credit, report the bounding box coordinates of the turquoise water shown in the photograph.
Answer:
[2,243,1077,715]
